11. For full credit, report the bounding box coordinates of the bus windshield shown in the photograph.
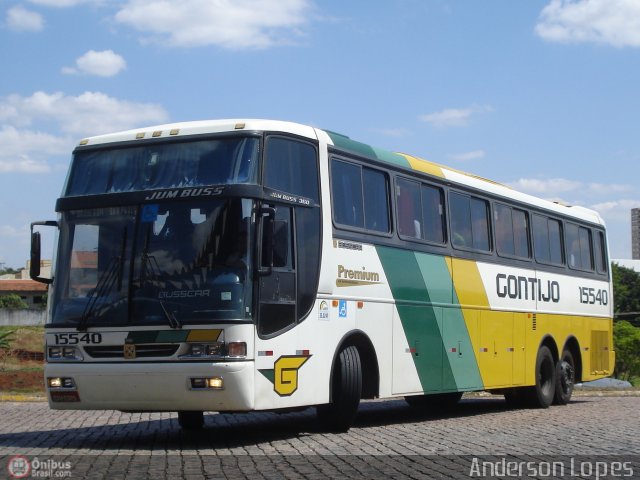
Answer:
[65,136,259,196]
[51,198,253,327]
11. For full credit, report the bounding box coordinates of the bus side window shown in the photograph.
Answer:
[450,192,490,251]
[363,168,390,233]
[594,230,608,274]
[396,178,421,239]
[534,214,564,266]
[269,207,293,269]
[449,192,472,248]
[495,204,515,256]
[422,184,445,244]
[495,204,530,259]
[331,159,364,228]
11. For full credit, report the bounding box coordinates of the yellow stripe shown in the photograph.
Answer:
[449,258,489,308]
[187,329,222,342]
[398,153,445,178]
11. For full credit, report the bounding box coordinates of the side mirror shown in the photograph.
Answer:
[30,231,42,279]
[30,221,57,285]
[258,206,275,276]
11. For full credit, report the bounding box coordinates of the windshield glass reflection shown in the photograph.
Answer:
[51,199,253,326]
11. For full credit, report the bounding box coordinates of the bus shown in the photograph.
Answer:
[31,119,614,430]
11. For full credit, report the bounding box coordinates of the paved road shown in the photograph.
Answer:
[1,396,639,478]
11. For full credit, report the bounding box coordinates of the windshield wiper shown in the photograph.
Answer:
[158,296,182,329]
[77,228,127,331]
[77,256,121,331]
[140,244,182,329]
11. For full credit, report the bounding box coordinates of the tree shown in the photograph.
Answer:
[0,294,28,310]
[0,267,19,277]
[613,320,640,382]
[612,263,640,325]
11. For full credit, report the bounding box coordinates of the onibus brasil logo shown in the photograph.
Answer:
[7,455,72,478]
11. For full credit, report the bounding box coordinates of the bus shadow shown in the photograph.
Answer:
[0,397,582,451]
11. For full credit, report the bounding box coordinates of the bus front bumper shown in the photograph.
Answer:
[45,361,255,412]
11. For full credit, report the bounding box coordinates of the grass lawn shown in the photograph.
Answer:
[0,325,45,397]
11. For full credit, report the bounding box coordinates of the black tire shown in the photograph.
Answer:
[316,345,362,432]
[526,345,556,408]
[178,411,204,430]
[554,349,575,405]
[405,392,462,410]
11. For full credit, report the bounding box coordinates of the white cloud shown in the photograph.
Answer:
[373,128,410,138]
[509,177,634,199]
[6,6,44,32]
[591,199,640,222]
[449,150,486,162]
[536,0,640,47]
[0,91,169,174]
[114,0,313,49]
[509,177,584,196]
[419,105,492,128]
[26,0,97,6]
[0,126,68,173]
[0,225,23,238]
[0,91,169,137]
[62,50,127,77]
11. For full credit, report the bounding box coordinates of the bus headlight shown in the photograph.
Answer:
[47,377,76,389]
[180,342,225,359]
[48,346,83,361]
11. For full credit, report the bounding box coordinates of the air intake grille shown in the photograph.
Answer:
[84,344,179,358]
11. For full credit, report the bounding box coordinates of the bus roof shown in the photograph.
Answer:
[77,118,605,227]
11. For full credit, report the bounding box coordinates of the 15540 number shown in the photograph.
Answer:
[54,333,102,345]
[578,287,608,306]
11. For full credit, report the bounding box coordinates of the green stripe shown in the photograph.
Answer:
[325,131,410,168]
[377,247,483,392]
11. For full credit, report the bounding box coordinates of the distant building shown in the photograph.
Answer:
[632,208,640,260]
[0,280,47,308]
[0,259,51,308]
[0,260,52,280]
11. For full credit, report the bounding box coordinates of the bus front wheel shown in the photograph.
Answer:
[178,411,204,430]
[316,345,362,432]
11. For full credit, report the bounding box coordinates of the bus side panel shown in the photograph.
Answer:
[377,247,483,395]
[451,257,519,390]
[253,242,395,410]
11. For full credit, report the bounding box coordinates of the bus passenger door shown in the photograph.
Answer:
[257,205,297,338]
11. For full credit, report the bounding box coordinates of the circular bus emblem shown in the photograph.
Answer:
[7,455,31,479]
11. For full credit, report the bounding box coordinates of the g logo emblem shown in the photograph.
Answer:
[274,355,311,396]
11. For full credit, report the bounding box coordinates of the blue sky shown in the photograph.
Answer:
[1,0,639,268]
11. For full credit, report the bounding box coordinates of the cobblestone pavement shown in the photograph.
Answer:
[1,396,639,479]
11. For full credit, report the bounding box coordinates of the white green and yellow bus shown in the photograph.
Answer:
[31,119,614,430]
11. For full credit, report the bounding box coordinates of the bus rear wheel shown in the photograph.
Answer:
[554,350,575,405]
[316,345,362,432]
[526,345,556,408]
[178,411,204,430]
